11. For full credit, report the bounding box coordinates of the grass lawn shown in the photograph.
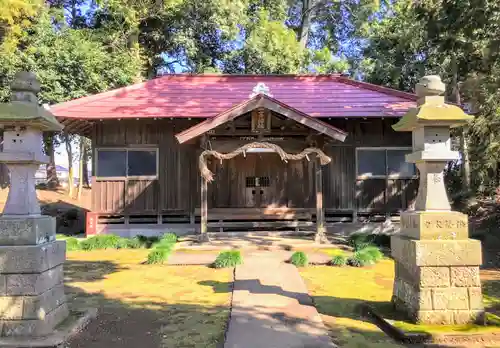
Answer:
[65,249,232,348]
[300,260,500,348]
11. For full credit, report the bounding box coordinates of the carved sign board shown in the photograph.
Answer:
[400,211,468,240]
[251,109,271,133]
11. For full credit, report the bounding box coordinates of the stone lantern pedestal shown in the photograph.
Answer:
[0,72,68,336]
[391,76,483,325]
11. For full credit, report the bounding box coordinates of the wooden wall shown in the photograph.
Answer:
[322,118,417,213]
[206,153,315,208]
[91,118,418,216]
[91,119,199,214]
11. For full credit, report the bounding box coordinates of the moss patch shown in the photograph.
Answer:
[66,249,232,348]
[300,260,500,348]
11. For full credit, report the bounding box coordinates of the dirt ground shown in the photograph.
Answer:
[0,187,92,211]
[0,187,91,235]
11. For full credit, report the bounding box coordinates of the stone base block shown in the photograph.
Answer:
[413,309,484,325]
[0,240,68,337]
[2,265,64,296]
[0,283,66,320]
[0,241,65,274]
[395,263,481,290]
[0,216,56,246]
[400,211,469,240]
[392,261,484,324]
[391,235,482,266]
[0,303,68,337]
[0,308,97,346]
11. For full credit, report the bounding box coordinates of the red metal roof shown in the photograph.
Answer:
[50,74,417,119]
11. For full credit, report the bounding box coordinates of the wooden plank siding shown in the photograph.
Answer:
[91,119,199,214]
[324,118,417,214]
[322,146,355,210]
[90,118,418,216]
[206,153,315,209]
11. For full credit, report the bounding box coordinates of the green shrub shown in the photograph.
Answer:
[126,237,144,249]
[213,251,243,269]
[116,238,131,249]
[154,239,175,251]
[290,251,308,267]
[360,245,384,262]
[65,237,80,251]
[137,235,159,248]
[348,234,372,251]
[80,235,122,250]
[146,249,171,264]
[330,254,347,266]
[348,250,375,267]
[143,233,178,264]
[161,232,177,243]
[77,234,168,251]
[348,233,391,250]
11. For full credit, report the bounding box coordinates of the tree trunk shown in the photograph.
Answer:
[451,59,470,193]
[70,0,77,28]
[44,133,59,189]
[64,135,74,198]
[462,127,471,191]
[83,154,89,187]
[454,87,471,193]
[298,0,314,47]
[77,136,84,200]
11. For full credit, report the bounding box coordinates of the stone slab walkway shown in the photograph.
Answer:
[224,251,336,348]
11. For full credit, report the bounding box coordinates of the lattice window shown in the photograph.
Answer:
[259,176,270,187]
[245,177,257,187]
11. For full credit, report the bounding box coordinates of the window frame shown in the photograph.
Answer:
[95,147,159,181]
[355,147,417,180]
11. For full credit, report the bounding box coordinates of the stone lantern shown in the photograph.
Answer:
[0,72,68,336]
[391,75,483,325]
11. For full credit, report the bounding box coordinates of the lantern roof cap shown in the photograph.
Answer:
[0,72,63,131]
[393,75,473,132]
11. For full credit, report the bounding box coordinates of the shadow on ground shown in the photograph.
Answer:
[64,260,231,348]
[200,273,500,348]
[60,250,500,348]
[61,258,398,348]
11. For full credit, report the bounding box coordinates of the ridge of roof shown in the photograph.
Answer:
[51,73,416,114]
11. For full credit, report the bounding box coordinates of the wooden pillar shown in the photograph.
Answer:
[199,134,210,242]
[315,158,327,244]
[200,175,209,242]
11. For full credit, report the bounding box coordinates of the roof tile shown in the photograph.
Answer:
[51,74,417,119]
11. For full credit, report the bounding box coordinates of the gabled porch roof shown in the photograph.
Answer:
[175,94,348,144]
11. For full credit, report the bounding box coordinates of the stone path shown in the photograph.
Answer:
[224,251,336,348]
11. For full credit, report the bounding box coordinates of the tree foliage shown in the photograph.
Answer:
[1,0,500,199]
[358,0,500,196]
